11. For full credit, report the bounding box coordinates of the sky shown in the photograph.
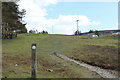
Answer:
[17,0,118,35]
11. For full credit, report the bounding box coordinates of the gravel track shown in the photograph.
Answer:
[54,53,119,78]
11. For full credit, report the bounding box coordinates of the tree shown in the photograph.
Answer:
[29,29,36,34]
[41,30,48,34]
[41,30,45,34]
[89,30,94,33]
[95,30,99,37]
[45,31,48,34]
[29,30,33,33]
[74,31,81,35]
[2,2,27,33]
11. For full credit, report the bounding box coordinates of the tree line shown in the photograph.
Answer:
[29,29,48,34]
[74,30,99,37]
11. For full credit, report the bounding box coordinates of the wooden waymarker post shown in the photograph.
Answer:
[31,44,37,79]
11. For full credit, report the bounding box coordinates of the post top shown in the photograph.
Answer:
[31,44,37,49]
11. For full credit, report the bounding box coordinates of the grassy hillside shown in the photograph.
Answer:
[2,34,119,78]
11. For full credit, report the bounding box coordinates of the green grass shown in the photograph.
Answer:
[2,34,119,78]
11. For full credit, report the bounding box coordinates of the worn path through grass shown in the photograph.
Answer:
[54,53,119,78]
[2,34,119,78]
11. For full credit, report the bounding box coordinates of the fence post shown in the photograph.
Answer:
[31,43,37,79]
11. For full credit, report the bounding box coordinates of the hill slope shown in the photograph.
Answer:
[2,34,119,78]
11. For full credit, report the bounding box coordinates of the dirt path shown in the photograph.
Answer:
[54,53,119,78]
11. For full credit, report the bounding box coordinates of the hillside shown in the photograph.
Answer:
[2,34,119,78]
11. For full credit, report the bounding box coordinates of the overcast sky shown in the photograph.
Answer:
[17,0,118,35]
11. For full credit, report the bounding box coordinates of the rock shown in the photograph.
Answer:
[9,70,16,74]
[47,69,53,72]
[15,64,18,66]
[4,76,7,78]
[9,70,15,72]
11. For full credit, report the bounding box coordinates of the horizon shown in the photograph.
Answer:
[18,0,118,35]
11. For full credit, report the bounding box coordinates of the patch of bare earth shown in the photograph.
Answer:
[71,45,119,71]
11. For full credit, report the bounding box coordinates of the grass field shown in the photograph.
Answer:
[2,34,119,78]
